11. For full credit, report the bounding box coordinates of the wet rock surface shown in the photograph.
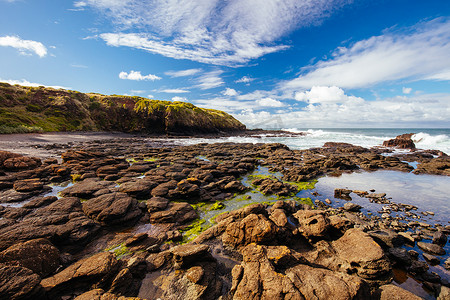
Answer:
[0,135,448,299]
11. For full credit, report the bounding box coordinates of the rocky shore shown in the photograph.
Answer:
[0,133,449,299]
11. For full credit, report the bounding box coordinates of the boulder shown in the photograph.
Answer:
[149,202,197,224]
[368,230,405,249]
[0,197,100,251]
[417,242,445,255]
[118,178,157,199]
[170,244,210,269]
[0,238,60,277]
[60,179,116,199]
[332,228,391,281]
[222,214,278,248]
[41,252,120,298]
[432,231,448,246]
[0,264,43,300]
[3,156,41,171]
[146,197,169,212]
[13,179,44,193]
[375,284,422,300]
[343,202,361,212]
[82,192,142,226]
[293,210,330,239]
[382,133,416,150]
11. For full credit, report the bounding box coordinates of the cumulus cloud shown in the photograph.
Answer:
[282,18,450,90]
[256,97,284,107]
[0,35,47,57]
[165,68,202,77]
[195,70,224,90]
[294,86,363,104]
[83,0,352,66]
[0,78,69,89]
[402,87,412,94]
[222,88,238,97]
[161,89,189,93]
[172,96,188,102]
[235,76,254,83]
[235,93,450,128]
[118,70,161,81]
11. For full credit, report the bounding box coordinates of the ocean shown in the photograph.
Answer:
[167,128,450,155]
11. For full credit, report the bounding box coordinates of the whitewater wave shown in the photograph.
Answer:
[412,132,449,152]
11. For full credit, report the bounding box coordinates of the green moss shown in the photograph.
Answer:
[105,243,130,259]
[287,180,317,191]
[71,174,82,182]
[208,202,225,211]
[180,218,211,243]
[295,197,314,207]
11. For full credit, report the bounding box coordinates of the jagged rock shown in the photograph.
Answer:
[170,244,210,269]
[334,188,352,200]
[375,284,422,300]
[417,242,446,255]
[432,231,448,246]
[149,202,197,224]
[222,214,278,248]
[22,196,57,209]
[438,286,450,300]
[0,263,43,300]
[231,243,369,300]
[0,238,60,277]
[13,179,44,193]
[151,181,177,198]
[3,156,41,171]
[60,178,116,199]
[293,210,330,239]
[422,253,440,265]
[383,133,416,150]
[332,228,391,281]
[387,248,412,267]
[445,258,450,270]
[343,202,361,212]
[118,178,157,199]
[82,192,142,226]
[0,197,100,252]
[368,230,405,249]
[41,252,120,298]
[146,196,169,212]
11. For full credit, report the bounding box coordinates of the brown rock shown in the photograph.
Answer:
[82,192,142,226]
[3,156,41,171]
[222,214,277,248]
[13,179,44,193]
[293,210,330,239]
[332,228,391,281]
[41,252,120,297]
[0,263,43,300]
[149,202,197,224]
[60,178,116,199]
[0,238,60,277]
[375,284,422,300]
[382,133,416,150]
[118,178,157,199]
[417,242,446,255]
[170,244,210,269]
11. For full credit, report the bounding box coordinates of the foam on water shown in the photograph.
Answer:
[160,128,450,154]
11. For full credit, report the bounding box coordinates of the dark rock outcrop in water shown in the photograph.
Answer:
[0,82,245,135]
[382,133,416,150]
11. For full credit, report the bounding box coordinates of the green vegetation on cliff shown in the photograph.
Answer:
[0,82,246,134]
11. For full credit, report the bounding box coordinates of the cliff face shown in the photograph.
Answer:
[0,82,246,134]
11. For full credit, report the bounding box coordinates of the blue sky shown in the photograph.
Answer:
[0,0,449,128]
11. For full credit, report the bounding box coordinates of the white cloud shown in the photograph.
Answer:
[0,35,47,57]
[402,87,412,94]
[256,97,284,107]
[165,68,202,77]
[85,0,352,66]
[294,86,363,104]
[235,76,254,83]
[161,89,189,93]
[70,63,88,68]
[147,94,154,98]
[222,88,238,97]
[0,78,69,89]
[172,96,188,102]
[237,90,275,101]
[130,89,145,94]
[283,18,450,90]
[195,70,224,90]
[118,70,161,81]
[235,93,450,128]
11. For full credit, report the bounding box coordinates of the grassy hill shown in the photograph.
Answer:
[0,82,246,135]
